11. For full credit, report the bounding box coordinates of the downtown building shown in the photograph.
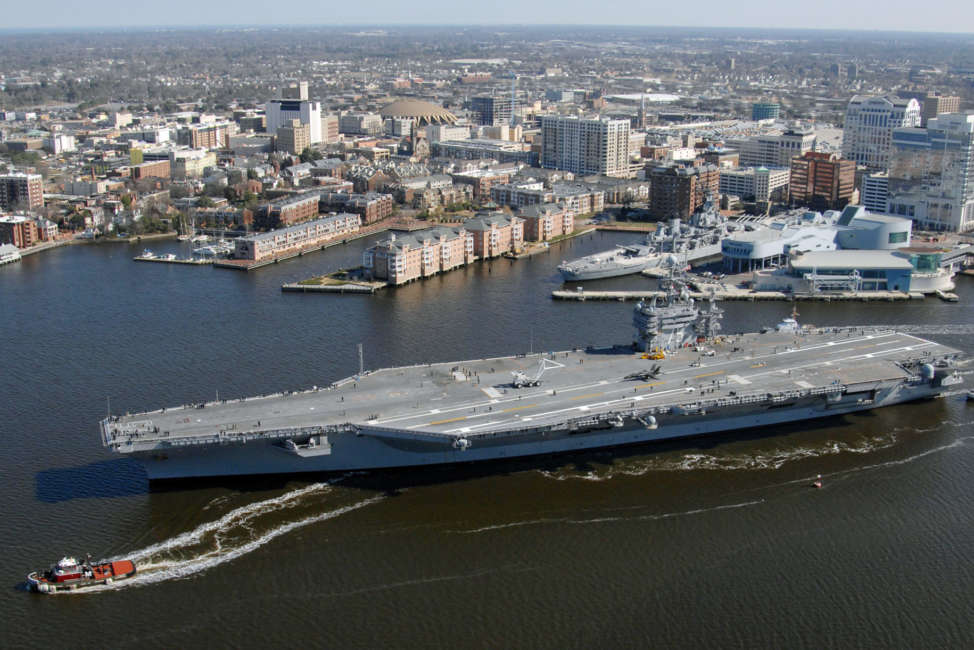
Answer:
[265,82,323,145]
[789,152,855,211]
[470,96,518,126]
[887,113,974,232]
[718,167,790,203]
[648,164,720,220]
[0,172,44,211]
[841,95,921,170]
[726,127,816,169]
[921,93,960,126]
[540,115,631,178]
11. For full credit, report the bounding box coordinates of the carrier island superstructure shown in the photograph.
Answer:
[102,291,964,480]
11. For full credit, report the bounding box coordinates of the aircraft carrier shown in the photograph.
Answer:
[102,291,964,480]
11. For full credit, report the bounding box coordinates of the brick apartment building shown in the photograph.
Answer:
[463,212,524,259]
[0,172,44,211]
[518,204,575,242]
[254,191,321,229]
[233,213,360,262]
[320,192,394,224]
[648,164,720,220]
[131,159,171,180]
[0,215,38,247]
[364,227,474,285]
[450,169,512,199]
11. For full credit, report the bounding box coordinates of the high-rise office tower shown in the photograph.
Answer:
[265,81,322,145]
[888,112,974,232]
[841,95,921,170]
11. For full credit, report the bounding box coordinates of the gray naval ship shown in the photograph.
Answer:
[103,290,964,480]
[558,194,736,281]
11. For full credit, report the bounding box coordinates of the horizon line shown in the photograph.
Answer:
[0,23,972,36]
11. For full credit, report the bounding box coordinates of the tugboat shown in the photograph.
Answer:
[27,554,136,593]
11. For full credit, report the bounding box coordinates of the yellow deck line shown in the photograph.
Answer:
[570,392,604,401]
[430,416,466,425]
[693,370,725,379]
[503,404,536,413]
[636,381,664,389]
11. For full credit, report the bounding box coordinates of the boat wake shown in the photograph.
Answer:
[65,483,382,594]
[537,433,903,480]
[453,499,764,534]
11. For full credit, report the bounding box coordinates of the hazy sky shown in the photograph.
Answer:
[3,0,973,33]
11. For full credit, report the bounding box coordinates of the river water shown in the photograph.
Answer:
[1,232,972,648]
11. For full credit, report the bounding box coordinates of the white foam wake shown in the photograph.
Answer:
[110,481,333,564]
[67,483,384,594]
[454,499,764,534]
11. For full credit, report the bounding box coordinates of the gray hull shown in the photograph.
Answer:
[104,325,963,481]
[136,382,938,480]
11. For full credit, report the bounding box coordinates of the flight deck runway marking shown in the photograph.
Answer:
[503,404,536,413]
[430,416,466,425]
[636,381,664,389]
[694,370,724,379]
[571,392,604,400]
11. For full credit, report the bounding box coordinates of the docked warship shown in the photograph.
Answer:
[103,288,963,480]
[558,194,737,281]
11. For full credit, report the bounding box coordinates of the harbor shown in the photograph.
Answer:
[5,230,974,650]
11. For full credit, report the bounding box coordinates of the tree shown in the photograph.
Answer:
[120,194,133,210]
[299,147,322,163]
[197,195,215,208]
[247,167,259,180]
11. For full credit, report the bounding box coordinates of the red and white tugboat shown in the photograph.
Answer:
[27,554,136,593]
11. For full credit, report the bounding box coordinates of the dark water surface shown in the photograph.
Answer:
[2,233,972,648]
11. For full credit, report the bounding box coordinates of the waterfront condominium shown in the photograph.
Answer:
[841,95,921,170]
[540,115,631,178]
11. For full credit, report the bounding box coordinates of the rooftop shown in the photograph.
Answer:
[379,99,457,125]
[789,250,915,271]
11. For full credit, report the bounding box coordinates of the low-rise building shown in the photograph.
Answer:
[34,218,58,241]
[0,215,38,247]
[463,211,524,258]
[233,213,360,262]
[255,191,321,228]
[320,191,394,224]
[171,150,217,179]
[450,168,512,199]
[131,159,171,180]
[364,227,474,285]
[518,204,575,242]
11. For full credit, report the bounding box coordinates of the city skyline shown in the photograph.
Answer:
[2,1,974,34]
